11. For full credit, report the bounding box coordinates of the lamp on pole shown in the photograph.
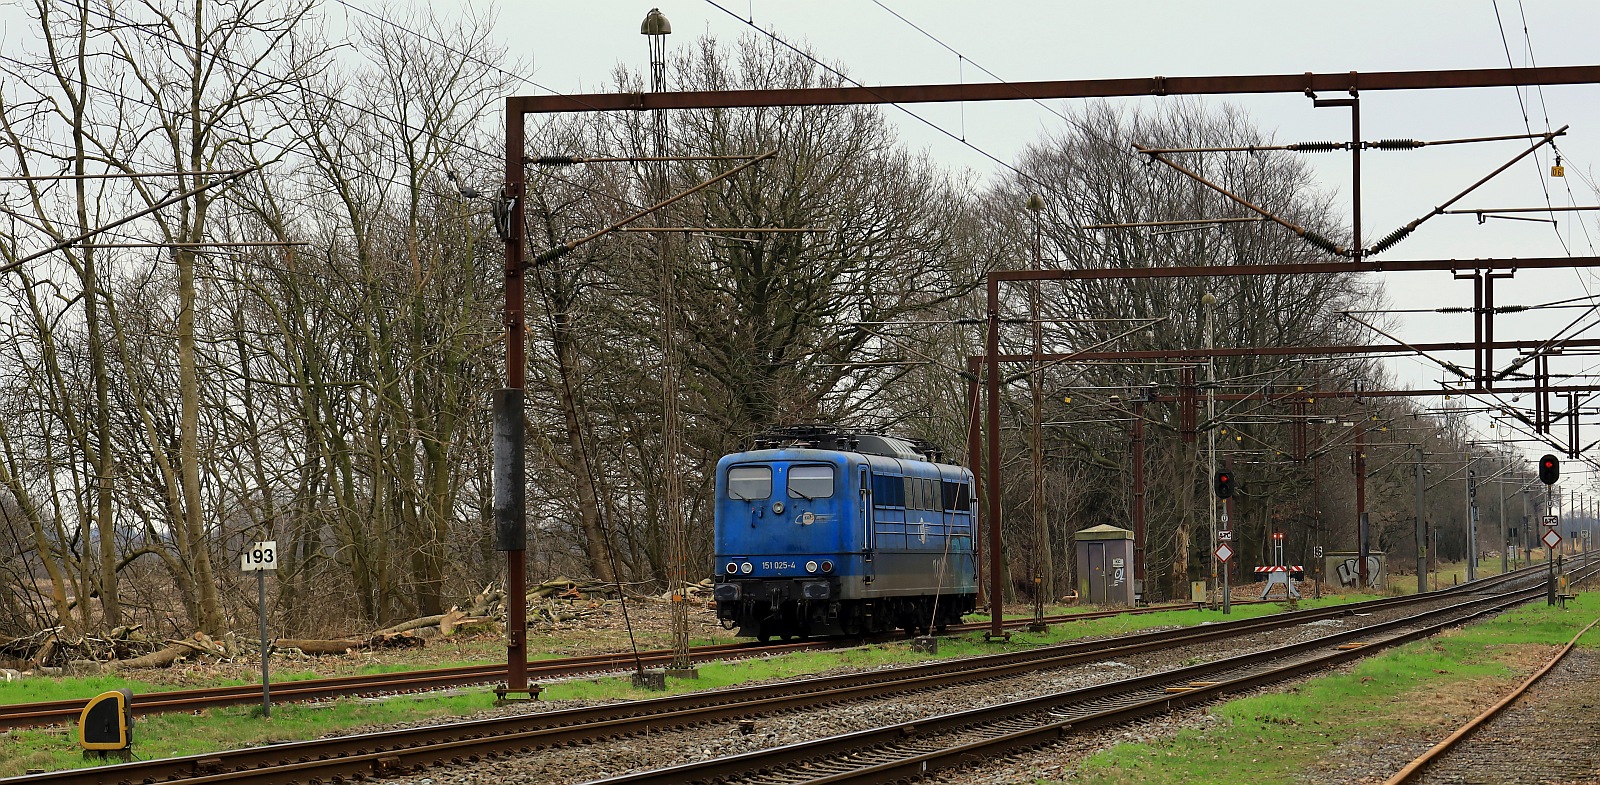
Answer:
[642,7,696,682]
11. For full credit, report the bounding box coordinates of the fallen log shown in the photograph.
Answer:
[373,611,452,636]
[113,642,189,669]
[29,637,56,670]
[466,585,504,617]
[275,638,364,655]
[171,635,229,660]
[436,609,468,636]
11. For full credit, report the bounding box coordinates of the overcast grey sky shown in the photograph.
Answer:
[466,1,1600,468]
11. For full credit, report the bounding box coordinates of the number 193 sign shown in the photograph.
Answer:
[241,541,278,572]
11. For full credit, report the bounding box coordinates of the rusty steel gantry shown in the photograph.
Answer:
[499,64,1600,660]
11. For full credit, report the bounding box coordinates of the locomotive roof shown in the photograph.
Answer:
[748,425,940,461]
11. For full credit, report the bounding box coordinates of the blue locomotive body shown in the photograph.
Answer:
[712,430,978,640]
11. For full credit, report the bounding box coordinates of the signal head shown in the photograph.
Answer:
[1213,471,1234,499]
[1538,454,1560,485]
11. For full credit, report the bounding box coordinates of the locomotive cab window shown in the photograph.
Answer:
[787,465,835,499]
[727,466,772,500]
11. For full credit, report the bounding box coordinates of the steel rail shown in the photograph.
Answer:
[583,560,1599,785]
[1380,613,1600,784]
[4,566,1554,785]
[0,602,1248,730]
[0,641,773,730]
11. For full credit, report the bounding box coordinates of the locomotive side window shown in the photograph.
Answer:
[788,465,835,499]
[941,481,973,511]
[727,466,772,500]
[905,476,928,509]
[872,473,904,506]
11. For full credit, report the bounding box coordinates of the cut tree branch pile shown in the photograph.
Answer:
[0,577,688,671]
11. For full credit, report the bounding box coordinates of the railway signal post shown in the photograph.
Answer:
[1539,454,1559,605]
[1215,469,1234,614]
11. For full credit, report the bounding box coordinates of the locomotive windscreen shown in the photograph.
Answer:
[727,465,771,499]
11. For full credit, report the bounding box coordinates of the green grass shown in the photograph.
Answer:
[972,593,1369,645]
[2,688,496,777]
[1061,592,1600,785]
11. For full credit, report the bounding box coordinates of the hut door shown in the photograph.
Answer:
[1087,542,1107,604]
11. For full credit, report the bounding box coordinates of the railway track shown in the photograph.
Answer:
[588,560,1600,785]
[1,561,1567,785]
[1384,594,1600,783]
[0,600,1246,730]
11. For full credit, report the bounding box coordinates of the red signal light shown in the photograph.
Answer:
[1538,454,1560,485]
[1213,472,1234,499]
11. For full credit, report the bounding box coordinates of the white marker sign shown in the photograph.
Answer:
[241,541,278,572]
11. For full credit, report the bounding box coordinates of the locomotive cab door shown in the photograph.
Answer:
[860,467,873,559]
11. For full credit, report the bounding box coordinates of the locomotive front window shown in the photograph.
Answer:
[727,466,772,500]
[787,465,835,499]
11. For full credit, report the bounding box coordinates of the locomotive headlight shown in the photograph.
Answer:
[724,562,738,575]
[820,560,834,573]
[805,560,819,573]
[772,501,785,514]
[740,562,753,574]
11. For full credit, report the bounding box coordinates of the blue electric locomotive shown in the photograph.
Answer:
[712,426,978,640]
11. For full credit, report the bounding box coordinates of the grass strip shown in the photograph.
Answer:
[1063,592,1600,785]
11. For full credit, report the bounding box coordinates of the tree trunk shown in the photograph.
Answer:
[176,2,224,635]
[551,310,617,584]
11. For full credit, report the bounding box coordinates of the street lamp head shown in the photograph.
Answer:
[641,8,672,35]
[1201,292,1217,308]
[1026,194,1044,212]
